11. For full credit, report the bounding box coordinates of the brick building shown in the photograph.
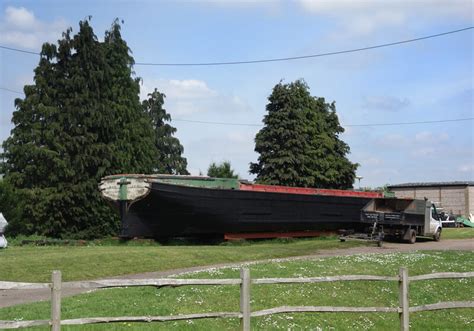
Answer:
[387,181,474,217]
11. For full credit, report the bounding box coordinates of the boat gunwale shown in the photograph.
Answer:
[148,181,378,200]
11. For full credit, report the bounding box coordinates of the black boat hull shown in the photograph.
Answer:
[120,182,372,238]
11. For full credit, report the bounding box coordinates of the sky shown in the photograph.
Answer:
[0,0,473,187]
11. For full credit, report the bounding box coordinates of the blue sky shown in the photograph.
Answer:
[0,0,472,187]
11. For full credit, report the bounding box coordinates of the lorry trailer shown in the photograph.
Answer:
[341,198,442,244]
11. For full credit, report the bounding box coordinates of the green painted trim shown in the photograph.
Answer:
[104,174,240,190]
[155,177,240,190]
[118,177,129,201]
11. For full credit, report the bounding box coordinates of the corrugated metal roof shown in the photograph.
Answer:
[388,181,474,188]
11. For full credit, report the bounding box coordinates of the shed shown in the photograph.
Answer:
[387,181,474,217]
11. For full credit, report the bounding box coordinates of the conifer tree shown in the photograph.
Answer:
[103,19,156,174]
[1,19,157,238]
[142,89,189,175]
[250,80,358,189]
[0,178,23,235]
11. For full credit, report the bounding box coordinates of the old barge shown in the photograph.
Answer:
[99,174,382,239]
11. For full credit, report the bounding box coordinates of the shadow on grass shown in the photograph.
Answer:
[7,234,340,247]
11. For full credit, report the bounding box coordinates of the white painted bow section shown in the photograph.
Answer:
[99,177,151,202]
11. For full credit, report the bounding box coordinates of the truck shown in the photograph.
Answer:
[340,198,442,245]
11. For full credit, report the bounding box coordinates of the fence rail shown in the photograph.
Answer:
[1,269,473,330]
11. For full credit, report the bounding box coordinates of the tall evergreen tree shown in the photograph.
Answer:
[142,89,188,175]
[103,19,156,174]
[207,161,238,178]
[1,19,157,238]
[250,80,358,189]
[0,178,23,235]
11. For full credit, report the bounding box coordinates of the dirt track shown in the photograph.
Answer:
[1,239,472,308]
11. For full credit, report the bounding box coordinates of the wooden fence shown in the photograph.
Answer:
[1,268,473,331]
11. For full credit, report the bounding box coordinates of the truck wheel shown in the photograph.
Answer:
[408,230,416,244]
[433,229,441,242]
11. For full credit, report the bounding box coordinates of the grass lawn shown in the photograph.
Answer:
[0,250,472,330]
[1,228,472,283]
[442,227,474,240]
[0,237,366,282]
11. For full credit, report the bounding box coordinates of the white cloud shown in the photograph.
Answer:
[299,1,405,34]
[459,164,474,173]
[363,96,410,112]
[298,0,472,38]
[138,78,257,178]
[227,130,256,144]
[163,79,217,99]
[184,129,258,179]
[0,6,68,49]
[410,147,436,157]
[198,0,283,15]
[375,133,408,147]
[298,0,472,22]
[375,130,450,150]
[415,131,449,143]
[140,78,251,116]
[364,157,383,166]
[5,7,36,29]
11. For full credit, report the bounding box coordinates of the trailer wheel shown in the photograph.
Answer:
[408,230,416,244]
[433,229,441,242]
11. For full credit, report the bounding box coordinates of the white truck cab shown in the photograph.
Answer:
[427,202,442,241]
[0,213,8,248]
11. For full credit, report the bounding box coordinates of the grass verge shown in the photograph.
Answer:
[0,236,365,282]
[0,250,472,330]
[442,227,474,239]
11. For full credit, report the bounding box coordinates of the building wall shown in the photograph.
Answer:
[390,186,470,216]
[469,186,474,217]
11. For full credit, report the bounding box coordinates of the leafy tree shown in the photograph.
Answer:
[142,89,189,175]
[207,161,238,178]
[0,178,24,235]
[1,19,157,238]
[250,80,358,189]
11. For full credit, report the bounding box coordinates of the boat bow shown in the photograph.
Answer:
[99,175,151,204]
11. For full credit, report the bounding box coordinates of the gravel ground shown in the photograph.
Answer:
[1,238,472,308]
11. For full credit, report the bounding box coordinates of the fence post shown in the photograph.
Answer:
[398,267,409,331]
[240,268,251,331]
[51,270,62,331]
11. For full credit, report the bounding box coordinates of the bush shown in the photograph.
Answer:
[0,179,24,235]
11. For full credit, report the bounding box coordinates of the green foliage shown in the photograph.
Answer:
[250,80,358,189]
[0,178,24,235]
[103,20,157,175]
[0,19,158,238]
[207,161,238,178]
[142,89,189,175]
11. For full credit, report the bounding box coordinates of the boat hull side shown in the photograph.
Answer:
[121,183,372,238]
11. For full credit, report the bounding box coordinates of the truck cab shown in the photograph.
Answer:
[428,202,442,241]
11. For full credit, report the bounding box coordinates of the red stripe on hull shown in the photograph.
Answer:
[239,183,382,198]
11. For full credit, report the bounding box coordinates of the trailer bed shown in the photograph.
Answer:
[361,198,426,226]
